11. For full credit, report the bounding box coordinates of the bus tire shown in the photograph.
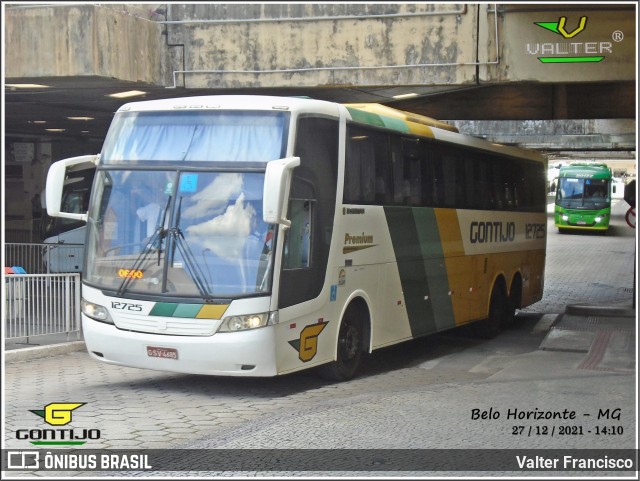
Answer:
[473,281,505,339]
[503,276,522,329]
[317,303,366,382]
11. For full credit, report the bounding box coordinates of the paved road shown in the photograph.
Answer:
[3,200,636,477]
[521,198,635,314]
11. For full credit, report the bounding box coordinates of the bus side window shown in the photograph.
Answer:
[489,162,504,210]
[345,134,376,204]
[283,199,313,269]
[432,156,445,207]
[392,149,409,205]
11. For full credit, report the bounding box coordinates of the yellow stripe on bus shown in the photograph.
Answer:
[197,304,230,319]
[434,209,464,257]
[432,209,472,325]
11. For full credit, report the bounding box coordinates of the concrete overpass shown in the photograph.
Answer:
[3,3,637,222]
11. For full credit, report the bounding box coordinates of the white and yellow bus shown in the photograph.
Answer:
[46,96,547,381]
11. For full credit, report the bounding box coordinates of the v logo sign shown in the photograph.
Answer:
[535,16,588,39]
[557,16,588,38]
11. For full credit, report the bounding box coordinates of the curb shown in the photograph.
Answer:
[4,341,86,363]
[565,304,636,317]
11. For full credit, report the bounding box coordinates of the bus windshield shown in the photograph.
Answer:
[101,110,288,163]
[556,177,610,209]
[85,169,276,299]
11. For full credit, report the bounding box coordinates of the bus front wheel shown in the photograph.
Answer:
[317,304,366,382]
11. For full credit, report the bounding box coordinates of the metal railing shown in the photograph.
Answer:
[4,273,82,343]
[5,243,84,274]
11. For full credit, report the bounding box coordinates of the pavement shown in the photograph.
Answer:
[539,301,636,373]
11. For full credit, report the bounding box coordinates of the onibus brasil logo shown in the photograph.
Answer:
[529,16,616,64]
[16,402,101,445]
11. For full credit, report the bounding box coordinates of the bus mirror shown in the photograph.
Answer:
[263,157,300,228]
[46,154,98,221]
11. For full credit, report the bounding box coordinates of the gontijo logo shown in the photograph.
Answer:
[30,402,84,426]
[16,403,101,445]
[289,320,329,362]
[528,16,620,63]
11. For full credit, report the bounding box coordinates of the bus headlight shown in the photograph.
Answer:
[562,214,569,221]
[595,216,602,223]
[81,299,114,324]
[218,312,278,332]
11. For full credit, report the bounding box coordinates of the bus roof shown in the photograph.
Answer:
[342,104,543,164]
[558,163,612,179]
[115,95,342,117]
[344,103,459,134]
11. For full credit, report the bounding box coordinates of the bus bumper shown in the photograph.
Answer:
[82,315,278,376]
[554,212,610,230]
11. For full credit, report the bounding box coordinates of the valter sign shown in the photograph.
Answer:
[527,15,621,63]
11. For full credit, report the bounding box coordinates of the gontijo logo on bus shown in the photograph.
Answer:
[470,221,515,244]
[469,221,546,243]
[528,16,620,63]
[289,320,329,362]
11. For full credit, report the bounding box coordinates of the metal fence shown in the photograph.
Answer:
[4,273,82,342]
[5,243,84,274]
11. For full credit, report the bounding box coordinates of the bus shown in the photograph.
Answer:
[46,96,547,381]
[41,165,95,272]
[554,163,613,233]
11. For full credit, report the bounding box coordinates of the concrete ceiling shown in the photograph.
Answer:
[3,76,636,146]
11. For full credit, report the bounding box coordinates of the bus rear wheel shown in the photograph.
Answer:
[473,282,506,339]
[503,277,521,329]
[317,304,365,382]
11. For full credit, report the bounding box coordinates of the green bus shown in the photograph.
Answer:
[554,163,613,232]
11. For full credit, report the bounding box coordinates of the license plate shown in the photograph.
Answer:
[147,346,178,360]
[577,220,587,225]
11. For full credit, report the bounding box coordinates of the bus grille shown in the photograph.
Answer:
[115,314,218,336]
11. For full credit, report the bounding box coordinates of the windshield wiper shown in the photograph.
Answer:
[117,195,171,297]
[168,197,214,301]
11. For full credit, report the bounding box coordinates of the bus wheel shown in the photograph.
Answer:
[503,277,521,329]
[473,282,505,339]
[317,304,365,382]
